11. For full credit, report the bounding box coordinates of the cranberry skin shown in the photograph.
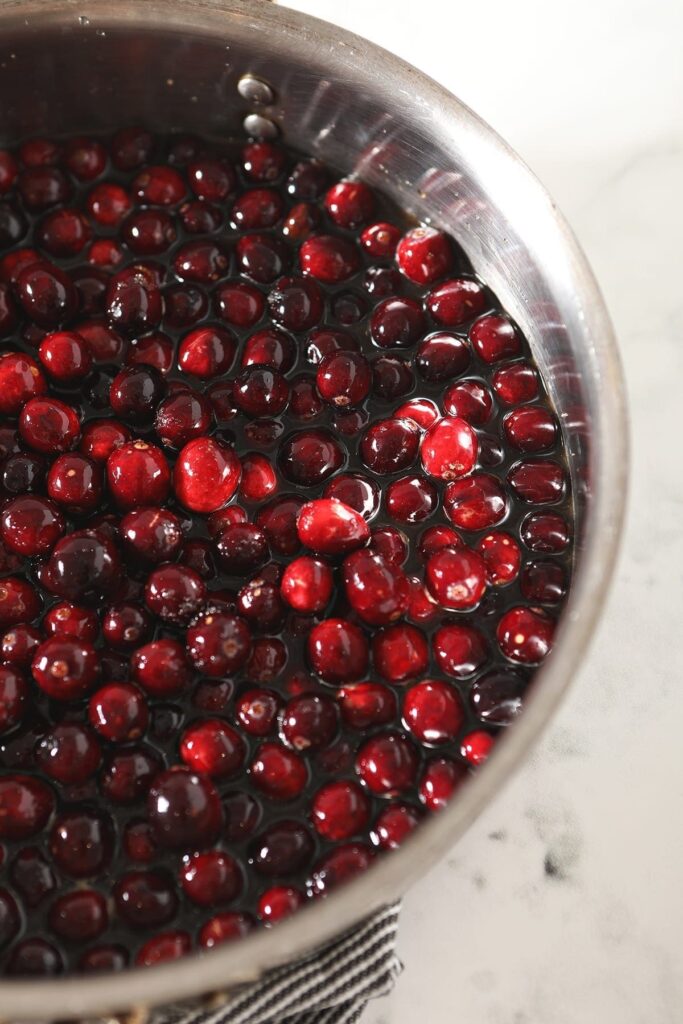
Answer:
[296,497,370,557]
[173,437,241,514]
[461,730,494,765]
[307,618,369,684]
[419,757,467,811]
[370,296,426,349]
[50,811,113,878]
[105,265,163,335]
[101,746,162,805]
[214,280,265,328]
[242,326,296,372]
[242,142,286,183]
[433,623,487,678]
[504,406,557,453]
[46,453,102,514]
[9,846,55,904]
[373,623,429,683]
[0,889,20,949]
[89,683,149,742]
[0,352,48,415]
[213,522,267,575]
[180,719,245,779]
[316,350,371,409]
[178,325,236,379]
[416,332,470,383]
[258,886,303,925]
[343,549,410,626]
[107,440,171,510]
[268,274,324,332]
[111,126,153,170]
[37,208,91,257]
[426,546,487,610]
[239,452,277,503]
[470,314,521,363]
[237,579,284,633]
[0,149,18,193]
[278,429,345,486]
[356,731,419,797]
[470,670,526,725]
[0,774,54,839]
[360,221,401,259]
[371,355,414,400]
[19,397,80,454]
[250,820,314,877]
[114,870,178,929]
[48,889,108,943]
[16,261,77,327]
[324,181,375,229]
[121,506,183,563]
[497,606,555,663]
[404,680,464,746]
[521,511,570,553]
[132,165,185,205]
[299,234,360,284]
[199,912,254,948]
[396,227,454,285]
[1,495,64,557]
[132,638,191,697]
[387,470,438,523]
[444,473,508,530]
[236,688,281,737]
[1,625,42,669]
[76,319,125,363]
[508,459,566,504]
[147,766,222,850]
[6,938,63,977]
[280,693,338,752]
[476,531,522,585]
[187,612,250,677]
[144,564,206,624]
[43,530,120,604]
[236,233,288,284]
[360,417,420,475]
[86,182,132,226]
[492,361,539,404]
[256,494,304,556]
[0,577,41,627]
[181,850,242,906]
[309,843,374,896]
[0,664,28,733]
[441,381,491,426]
[18,166,71,211]
[311,780,370,841]
[135,931,192,967]
[280,556,334,615]
[36,722,101,784]
[250,742,308,801]
[38,330,92,382]
[372,803,421,850]
[420,417,478,482]
[427,277,487,326]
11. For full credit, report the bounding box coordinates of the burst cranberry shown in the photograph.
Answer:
[199,912,254,947]
[111,627,171,690]
[42,530,120,603]
[521,511,570,552]
[19,396,80,453]
[460,730,494,765]
[268,275,324,331]
[180,719,245,779]
[89,683,149,742]
[307,618,369,685]
[147,766,222,850]
[250,742,307,801]
[497,606,555,663]
[372,623,429,683]
[173,437,241,513]
[1,495,64,556]
[492,361,539,404]
[426,546,486,610]
[396,227,453,285]
[280,694,338,752]
[343,548,409,626]
[107,440,170,510]
[370,296,425,349]
[404,680,464,745]
[50,811,113,877]
[372,803,420,850]
[476,531,522,584]
[105,265,162,334]
[444,473,508,530]
[114,870,178,929]
[280,556,334,614]
[360,417,420,474]
[257,886,303,924]
[386,474,438,523]
[121,506,183,563]
[278,429,345,486]
[470,314,521,362]
[180,850,242,907]
[43,602,98,642]
[324,181,374,229]
[144,564,206,624]
[186,611,251,677]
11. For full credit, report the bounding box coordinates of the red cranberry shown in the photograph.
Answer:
[110,364,166,424]
[50,811,113,877]
[470,314,521,363]
[235,688,281,737]
[370,296,425,349]
[188,157,236,199]
[132,638,191,696]
[427,277,487,326]
[2,452,45,496]
[63,136,107,180]
[296,497,370,557]
[178,325,236,379]
[281,201,320,241]
[36,208,91,258]
[147,766,222,850]
[315,350,371,408]
[144,563,206,624]
[154,392,211,453]
[497,606,555,663]
[0,775,54,839]
[163,283,208,327]
[6,938,63,976]
[360,221,401,259]
[89,683,149,742]
[360,417,420,475]
[416,332,470,382]
[504,407,557,452]
[287,374,322,421]
[186,611,251,677]
[407,576,439,622]
[426,545,486,610]
[286,159,329,199]
[442,381,491,425]
[121,506,183,563]
[105,264,162,335]
[178,196,223,233]
[31,637,98,700]
[419,757,467,811]
[238,452,277,503]
[393,397,439,429]
[307,618,368,684]
[48,889,108,943]
[343,548,409,625]
[338,682,397,731]
[0,149,18,193]
[114,869,178,929]
[46,453,102,514]
[0,889,20,948]
[38,330,92,382]
[280,693,338,751]
[132,165,185,206]
[246,637,287,684]
[173,437,241,513]
[101,745,162,805]
[470,670,526,724]
[242,326,296,372]
[214,280,265,327]
[476,531,522,584]
[322,476,377,522]
[299,233,360,283]
[0,664,28,733]
[268,275,324,331]
[386,474,438,523]
[75,319,125,363]
[17,260,78,329]
[215,522,268,575]
[311,780,370,842]
[199,912,254,947]
[18,167,71,211]
[371,355,414,399]
[257,886,304,924]
[78,945,128,973]
[508,460,566,504]
[309,843,374,896]
[250,820,314,877]
[9,846,55,904]
[42,530,120,604]
[43,602,98,642]
[255,495,305,555]
[280,556,333,614]
[397,227,453,285]
[107,440,170,510]
[230,187,283,229]
[236,578,284,632]
[421,416,477,481]
[404,680,464,745]
[372,623,429,683]
[460,730,494,765]
[135,931,192,967]
[181,850,241,907]
[432,622,488,678]
[0,352,47,415]
[324,181,375,229]
[492,361,539,404]
[20,137,61,166]
[0,577,41,626]
[19,396,80,454]
[1,495,64,556]
[444,473,508,530]
[1,625,42,669]
[236,233,288,284]
[521,511,570,552]
[250,742,308,801]
[180,718,245,779]
[371,803,421,850]
[306,328,357,366]
[369,526,408,567]
[122,209,176,255]
[124,819,158,863]
[111,127,153,170]
[278,429,346,486]
[87,182,132,226]
[242,142,286,182]
[233,366,289,418]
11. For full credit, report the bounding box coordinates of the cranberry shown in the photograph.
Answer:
[279,555,333,614]
[136,931,192,967]
[6,938,63,976]
[504,407,557,452]
[470,670,526,725]
[229,188,281,230]
[460,730,494,765]
[18,167,71,211]
[268,275,324,331]
[19,396,80,454]
[444,473,508,530]
[407,576,439,622]
[36,722,101,785]
[255,495,305,556]
[87,182,132,226]
[121,506,183,564]
[38,330,92,382]
[173,437,241,513]
[180,850,242,907]
[63,136,107,180]
[132,165,185,206]
[236,234,288,284]
[370,296,425,349]
[298,233,359,283]
[343,548,409,625]
[237,578,284,632]
[0,149,18,193]
[257,886,303,924]
[492,361,539,404]
[214,280,265,327]
[76,319,125,363]
[1,624,42,669]
[287,374,322,421]
[0,352,47,415]
[372,623,429,683]
[404,680,464,745]
[0,889,20,948]
[213,522,267,575]
[0,774,54,840]
[325,474,380,519]
[426,277,486,325]
[144,563,206,624]
[186,611,251,677]
[89,683,149,742]
[368,526,407,567]
[309,843,374,896]
[359,221,400,259]
[0,664,28,733]
[0,201,27,248]
[371,355,414,399]
[296,497,369,557]
[419,757,467,811]
[105,265,163,335]
[426,546,486,610]
[242,326,296,372]
[281,201,320,241]
[250,820,314,877]
[114,869,178,929]
[508,459,566,504]
[337,683,396,731]
[147,766,222,850]
[278,429,345,486]
[311,780,370,842]
[371,803,420,850]
[1,495,64,556]
[78,945,128,973]
[232,366,288,419]
[476,531,522,585]
[9,846,55,905]
[0,577,41,626]
[199,912,254,947]
[246,637,287,684]
[42,530,120,603]
[521,511,570,552]
[324,181,374,229]
[238,451,277,503]
[287,159,329,199]
[397,227,454,285]
[314,350,370,408]
[163,283,208,327]
[36,209,90,260]
[176,326,234,380]
[2,452,45,496]
[433,623,488,678]
[180,718,245,779]
[48,889,108,943]
[16,260,78,327]
[44,453,101,514]
[124,819,158,863]
[360,417,420,475]
[497,606,555,663]
[20,137,61,166]
[121,209,176,255]
[107,441,171,510]
[470,314,521,363]
[307,618,368,684]
[132,638,191,696]
[50,810,113,877]
[236,688,281,737]
[280,693,338,751]
[386,474,438,523]
[242,142,286,183]
[186,156,235,199]
[393,397,439,429]
[250,742,307,801]
[101,746,162,805]
[31,637,98,701]
[416,332,470,382]
[111,126,153,170]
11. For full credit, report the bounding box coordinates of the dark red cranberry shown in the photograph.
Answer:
[324,474,379,520]
[107,440,170,510]
[16,261,77,327]
[36,208,91,258]
[114,869,178,929]
[295,497,368,557]
[492,361,539,404]
[0,577,42,626]
[43,529,121,603]
[309,843,374,896]
[0,201,27,247]
[132,165,185,206]
[287,159,329,199]
[360,417,420,475]
[0,149,18,193]
[230,187,283,230]
[0,352,47,414]
[9,846,55,905]
[63,136,107,180]
[105,264,163,335]
[242,326,296,371]
[371,354,414,399]
[174,240,230,284]
[75,319,125,363]
[521,511,570,552]
[180,718,245,779]
[257,886,303,924]
[89,682,149,742]
[0,664,28,733]
[286,374,321,421]
[432,622,488,678]
[281,201,320,241]
[78,945,129,973]
[324,180,374,229]
[235,688,281,737]
[111,127,154,170]
[144,563,206,624]
[122,208,177,255]
[49,889,108,942]
[101,746,162,805]
[444,473,508,530]
[181,850,242,905]
[427,277,487,325]
[38,330,92,382]
[404,680,464,745]
[1,495,65,556]
[245,638,287,685]
[235,233,288,284]
[255,494,304,555]
[250,820,314,877]
[470,314,521,363]
[496,606,555,663]
[87,182,132,226]
[280,693,338,752]
[306,328,358,366]
[343,548,410,626]
[147,766,222,850]
[18,167,71,211]
[214,280,265,327]
[242,142,286,183]
[36,722,101,784]
[0,778,53,843]
[46,453,102,513]
[307,618,368,684]
[397,227,453,285]
[173,436,241,513]
[236,578,284,633]
[2,452,45,496]
[419,757,466,811]
[278,429,345,486]
[426,546,486,610]
[6,938,63,976]
[187,157,236,199]
[215,523,269,575]
[186,611,251,677]
[250,742,307,801]
[369,525,408,567]
[470,670,526,724]
[135,931,192,967]
[504,406,558,452]
[416,332,470,382]
[239,451,277,502]
[358,221,399,259]
[370,296,425,349]
[372,623,429,683]
[316,350,371,408]
[50,810,113,877]
[268,274,324,331]
[199,912,254,948]
[356,731,418,796]
[121,506,183,563]
[20,137,61,166]
[371,803,421,850]
[476,531,522,585]
[193,678,234,715]
[125,332,173,377]
[132,638,191,696]
[19,396,80,454]
[1,625,42,668]
[508,460,566,504]
[123,819,158,863]
[460,730,494,765]
[0,889,20,949]
[233,366,289,418]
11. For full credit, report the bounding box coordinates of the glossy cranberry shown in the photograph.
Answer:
[504,406,557,452]
[432,622,488,679]
[1,625,42,668]
[371,354,414,399]
[50,811,112,877]
[42,531,119,609]
[0,577,41,626]
[185,156,234,199]
[1,495,64,557]
[132,637,191,697]
[180,719,245,779]
[101,745,162,805]
[236,578,284,632]
[298,234,359,284]
[179,850,242,910]
[280,201,319,242]
[131,165,184,206]
[520,558,568,604]
[338,685,396,734]
[18,398,79,456]
[372,623,428,683]
[199,912,254,948]
[187,611,250,677]
[419,417,477,482]
[250,820,314,879]
[144,563,206,624]
[268,274,323,331]
[227,188,281,230]
[0,149,18,192]
[253,498,302,560]
[283,374,320,422]
[214,523,268,576]
[111,126,153,170]
[508,459,566,504]
[44,602,98,643]
[106,440,170,511]
[250,742,307,801]
[492,361,539,404]
[404,680,464,746]
[280,693,338,752]
[237,452,276,504]
[6,938,63,976]
[16,261,77,327]
[521,511,570,552]
[370,296,425,349]
[307,618,368,684]
[37,330,91,383]
[241,141,285,183]
[9,846,55,905]
[475,531,521,585]
[0,352,47,416]
[105,264,163,335]
[295,498,368,558]
[109,365,165,425]
[372,803,420,850]
[44,453,101,514]
[425,277,486,325]
[444,473,508,530]
[425,546,486,610]
[18,166,71,210]
[389,401,435,433]
[416,333,470,384]
[86,182,132,226]
[135,931,192,967]
[283,160,327,201]
[75,319,125,363]
[121,506,183,563]
[313,350,369,410]
[35,209,90,262]
[213,282,264,330]
[31,637,98,702]
[343,548,410,626]
[460,730,494,765]
[470,314,521,363]
[147,766,222,850]
[324,180,374,229]
[470,670,526,725]
[278,428,345,486]
[120,208,176,255]
[359,417,420,475]
[419,757,467,811]
[0,888,20,949]
[396,227,454,285]
[173,436,241,514]
[236,688,281,737]
[385,474,438,524]
[89,682,149,742]
[242,326,296,372]
[232,367,288,420]
[61,135,106,180]
[277,557,332,616]
[245,637,287,684]
[114,869,178,929]
[0,663,28,734]
[257,886,303,925]
[323,477,378,523]
[497,606,555,663]
[48,889,108,943]
[235,233,287,284]
[0,776,53,844]
[357,221,398,259]
[176,327,234,381]
[309,842,374,896]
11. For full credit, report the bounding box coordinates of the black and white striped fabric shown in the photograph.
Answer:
[155,903,402,1024]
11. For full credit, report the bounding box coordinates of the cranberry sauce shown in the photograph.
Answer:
[0,130,573,975]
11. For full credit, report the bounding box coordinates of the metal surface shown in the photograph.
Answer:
[0,1,627,1019]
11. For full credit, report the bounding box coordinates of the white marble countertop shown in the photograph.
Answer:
[286,1,682,1020]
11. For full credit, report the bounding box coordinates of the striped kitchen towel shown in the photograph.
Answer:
[156,902,402,1024]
